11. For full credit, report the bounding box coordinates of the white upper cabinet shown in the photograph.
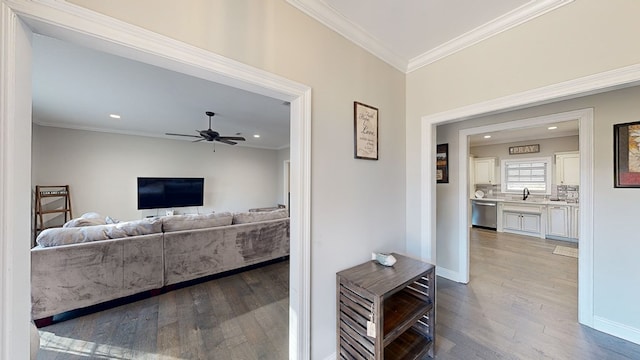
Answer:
[555,151,580,185]
[474,157,496,185]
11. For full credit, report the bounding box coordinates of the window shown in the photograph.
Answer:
[501,157,552,194]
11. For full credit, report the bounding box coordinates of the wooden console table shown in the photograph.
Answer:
[337,253,435,359]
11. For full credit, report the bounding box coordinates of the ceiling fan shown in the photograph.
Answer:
[166,111,246,145]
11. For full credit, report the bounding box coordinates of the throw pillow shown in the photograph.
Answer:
[114,218,162,236]
[63,217,106,228]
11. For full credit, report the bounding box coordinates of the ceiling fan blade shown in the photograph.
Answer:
[192,138,205,142]
[216,138,237,145]
[166,133,201,138]
[218,136,246,141]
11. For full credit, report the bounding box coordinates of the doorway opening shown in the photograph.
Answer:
[0,2,311,358]
[457,108,593,323]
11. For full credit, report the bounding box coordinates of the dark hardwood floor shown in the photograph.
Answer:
[36,229,640,359]
[434,228,640,359]
[37,260,289,360]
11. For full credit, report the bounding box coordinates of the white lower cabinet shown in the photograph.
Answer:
[503,212,521,231]
[546,205,578,241]
[502,211,542,236]
[498,203,545,238]
[570,206,579,239]
[547,206,569,238]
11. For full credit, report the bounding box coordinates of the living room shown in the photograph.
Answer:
[32,125,290,221]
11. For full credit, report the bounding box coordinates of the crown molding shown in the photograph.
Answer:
[287,0,573,74]
[286,0,407,72]
[408,0,574,72]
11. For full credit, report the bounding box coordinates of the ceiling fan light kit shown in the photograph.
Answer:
[166,111,246,145]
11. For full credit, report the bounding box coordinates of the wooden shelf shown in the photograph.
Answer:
[383,290,432,346]
[34,185,72,246]
[337,253,435,359]
[384,327,433,360]
[39,209,71,215]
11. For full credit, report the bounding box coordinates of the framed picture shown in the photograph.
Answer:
[436,143,449,183]
[354,101,378,160]
[614,121,640,187]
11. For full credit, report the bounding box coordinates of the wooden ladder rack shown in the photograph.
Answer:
[34,185,73,245]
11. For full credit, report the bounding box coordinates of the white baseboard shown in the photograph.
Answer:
[435,266,466,283]
[593,316,640,345]
[322,352,337,360]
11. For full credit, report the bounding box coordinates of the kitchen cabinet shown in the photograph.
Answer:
[546,204,579,241]
[337,253,435,359]
[570,206,580,239]
[547,205,570,238]
[503,212,541,234]
[555,152,580,185]
[474,157,497,184]
[500,203,545,238]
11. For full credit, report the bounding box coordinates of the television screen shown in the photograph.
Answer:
[137,177,204,210]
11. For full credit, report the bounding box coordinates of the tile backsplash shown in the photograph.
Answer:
[474,183,579,203]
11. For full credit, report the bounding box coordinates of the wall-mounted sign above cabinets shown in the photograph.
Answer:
[509,144,540,155]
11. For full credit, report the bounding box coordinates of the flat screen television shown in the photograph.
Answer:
[137,177,204,210]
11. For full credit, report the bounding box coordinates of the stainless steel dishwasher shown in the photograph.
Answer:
[471,200,497,229]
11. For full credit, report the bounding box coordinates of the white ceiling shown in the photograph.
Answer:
[32,35,291,150]
[287,0,572,72]
[32,1,573,147]
[469,120,578,147]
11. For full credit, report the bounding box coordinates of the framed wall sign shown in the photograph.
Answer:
[436,143,449,183]
[509,144,540,155]
[354,101,378,160]
[614,121,640,187]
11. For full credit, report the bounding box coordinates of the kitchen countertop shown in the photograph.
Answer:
[470,197,579,206]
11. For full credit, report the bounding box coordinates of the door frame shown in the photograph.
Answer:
[0,1,312,359]
[421,65,640,333]
[458,108,593,323]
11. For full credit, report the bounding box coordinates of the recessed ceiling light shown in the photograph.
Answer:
[109,114,121,119]
[483,135,491,139]
[548,126,558,130]
[253,134,261,138]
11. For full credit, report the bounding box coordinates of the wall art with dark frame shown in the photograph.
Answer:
[354,101,378,160]
[436,143,449,183]
[614,120,640,187]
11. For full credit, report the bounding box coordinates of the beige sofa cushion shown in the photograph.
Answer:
[232,208,289,224]
[162,212,233,232]
[36,218,162,247]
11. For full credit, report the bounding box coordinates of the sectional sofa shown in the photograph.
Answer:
[31,209,289,322]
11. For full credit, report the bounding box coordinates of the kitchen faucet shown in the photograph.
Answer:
[523,187,530,201]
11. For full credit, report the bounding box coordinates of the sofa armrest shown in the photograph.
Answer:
[31,233,163,320]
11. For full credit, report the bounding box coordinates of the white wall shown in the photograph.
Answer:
[32,125,281,221]
[58,1,408,358]
[435,85,640,338]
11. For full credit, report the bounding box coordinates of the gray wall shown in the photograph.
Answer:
[32,125,282,220]
[470,135,578,159]
[471,135,579,187]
